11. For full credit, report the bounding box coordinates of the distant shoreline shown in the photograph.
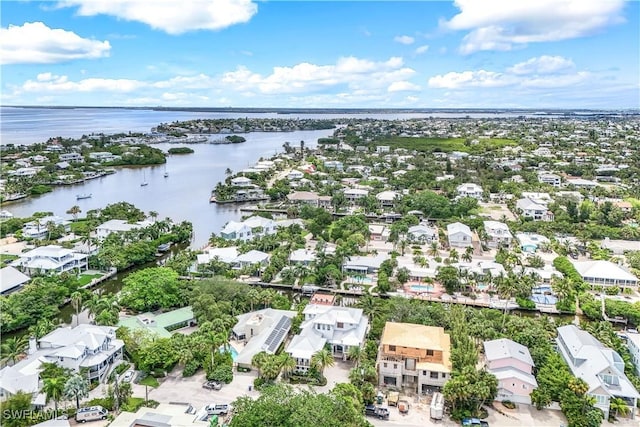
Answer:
[3,105,639,115]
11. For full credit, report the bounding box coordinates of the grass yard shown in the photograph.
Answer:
[138,376,160,387]
[0,254,18,264]
[76,273,103,286]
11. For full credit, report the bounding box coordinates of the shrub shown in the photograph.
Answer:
[182,360,199,377]
[84,397,114,411]
[115,363,130,375]
[502,400,516,409]
[604,286,620,296]
[516,297,536,310]
[209,364,233,384]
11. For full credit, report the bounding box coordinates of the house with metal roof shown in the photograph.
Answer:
[0,266,30,295]
[118,306,196,338]
[483,338,537,404]
[447,222,473,248]
[557,325,639,420]
[571,260,638,288]
[286,305,368,373]
[12,245,88,275]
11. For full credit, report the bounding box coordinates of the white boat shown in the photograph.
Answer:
[76,193,92,200]
[0,210,13,219]
[164,172,169,178]
[141,171,148,186]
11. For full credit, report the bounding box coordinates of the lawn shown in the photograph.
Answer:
[138,376,160,387]
[0,254,18,265]
[76,273,103,286]
[374,136,516,153]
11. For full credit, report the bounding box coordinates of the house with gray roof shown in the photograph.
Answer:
[12,245,88,275]
[233,250,270,270]
[286,304,368,372]
[232,308,296,369]
[118,306,196,338]
[571,260,638,289]
[407,224,438,244]
[342,253,389,275]
[0,266,30,295]
[484,338,537,404]
[556,325,639,419]
[447,222,473,248]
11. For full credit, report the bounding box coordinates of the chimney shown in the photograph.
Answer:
[28,336,38,355]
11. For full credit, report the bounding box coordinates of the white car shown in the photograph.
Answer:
[122,370,135,383]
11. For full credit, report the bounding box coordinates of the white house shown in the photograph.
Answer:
[289,249,316,266]
[88,152,118,162]
[196,247,239,266]
[456,183,484,200]
[447,222,473,248]
[95,219,151,240]
[571,260,638,288]
[59,153,84,163]
[219,216,276,241]
[538,173,562,187]
[233,250,270,270]
[516,233,550,253]
[407,224,438,244]
[12,245,88,275]
[287,170,304,181]
[286,304,368,372]
[342,253,389,275]
[627,332,640,376]
[515,198,554,222]
[567,178,599,189]
[483,221,513,248]
[0,266,30,295]
[483,338,537,405]
[230,176,253,187]
[22,216,71,240]
[556,325,639,419]
[344,188,369,204]
[375,191,399,208]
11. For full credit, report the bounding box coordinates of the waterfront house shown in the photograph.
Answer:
[287,304,368,372]
[59,153,84,163]
[0,365,42,406]
[22,215,71,240]
[556,325,639,419]
[232,308,296,369]
[196,246,239,265]
[10,167,38,177]
[288,249,316,266]
[456,183,484,200]
[571,260,638,289]
[407,224,438,244]
[483,338,537,404]
[0,266,30,295]
[233,250,270,271]
[377,322,452,392]
[230,176,253,187]
[12,245,88,275]
[447,222,473,248]
[95,219,151,240]
[483,221,513,248]
[88,152,119,162]
[118,306,196,338]
[220,216,276,241]
[342,253,389,275]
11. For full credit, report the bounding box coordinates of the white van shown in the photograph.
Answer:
[76,406,108,423]
[430,392,444,420]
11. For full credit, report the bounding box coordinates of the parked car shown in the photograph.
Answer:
[76,406,108,423]
[205,404,230,416]
[461,418,489,427]
[365,405,390,420]
[122,370,135,383]
[203,380,223,390]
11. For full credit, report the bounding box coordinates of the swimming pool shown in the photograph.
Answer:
[219,345,239,362]
[410,285,434,293]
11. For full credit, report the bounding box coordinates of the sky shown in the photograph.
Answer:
[1,0,639,109]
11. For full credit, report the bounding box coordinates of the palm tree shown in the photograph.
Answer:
[251,351,268,378]
[609,397,630,419]
[247,288,260,311]
[347,346,363,368]
[448,248,459,263]
[462,246,474,263]
[311,347,335,377]
[66,205,81,222]
[64,374,89,409]
[428,241,439,257]
[1,336,28,365]
[279,353,297,380]
[357,294,380,322]
[28,319,56,340]
[149,211,159,223]
[71,291,83,326]
[42,377,65,413]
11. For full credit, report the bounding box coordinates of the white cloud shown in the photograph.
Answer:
[0,22,110,64]
[22,73,143,92]
[387,81,421,92]
[414,45,429,55]
[442,0,625,54]
[394,35,415,45]
[507,55,575,75]
[428,55,589,89]
[57,0,258,34]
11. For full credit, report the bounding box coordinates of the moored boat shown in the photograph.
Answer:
[76,193,92,200]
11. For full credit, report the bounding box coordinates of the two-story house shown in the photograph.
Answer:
[515,198,554,222]
[344,188,369,204]
[219,216,276,241]
[483,338,537,404]
[286,305,368,372]
[95,219,152,240]
[456,183,484,200]
[12,245,88,275]
[447,222,473,248]
[21,216,71,240]
[407,224,438,244]
[556,325,638,420]
[377,322,452,393]
[483,221,513,248]
[626,332,640,377]
[375,191,399,208]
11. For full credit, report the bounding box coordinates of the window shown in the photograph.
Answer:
[430,372,439,379]
[393,364,397,369]
[337,322,344,328]
[389,345,396,352]
[426,349,434,356]
[422,370,427,376]
[442,373,446,378]
[523,385,527,389]
[383,363,387,368]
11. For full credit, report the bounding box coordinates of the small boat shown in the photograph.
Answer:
[76,194,92,200]
[141,171,148,186]
[164,172,169,178]
[140,182,148,187]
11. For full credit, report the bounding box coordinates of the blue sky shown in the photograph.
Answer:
[1,0,638,108]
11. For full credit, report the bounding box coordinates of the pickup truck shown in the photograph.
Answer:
[205,404,230,416]
[365,405,390,420]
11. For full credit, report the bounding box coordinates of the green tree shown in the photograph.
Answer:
[0,391,32,427]
[66,205,82,221]
[71,291,83,326]
[311,347,335,377]
[609,397,630,419]
[1,336,27,365]
[64,374,89,409]
[120,267,183,312]
[42,376,65,412]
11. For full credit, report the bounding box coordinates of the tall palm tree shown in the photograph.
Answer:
[311,347,335,377]
[357,294,380,322]
[64,374,89,409]
[71,291,83,326]
[279,353,297,380]
[462,246,474,263]
[66,205,81,222]
[448,248,459,263]
[251,351,268,378]
[428,241,439,257]
[42,377,65,413]
[347,346,363,369]
[246,288,260,312]
[1,336,28,365]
